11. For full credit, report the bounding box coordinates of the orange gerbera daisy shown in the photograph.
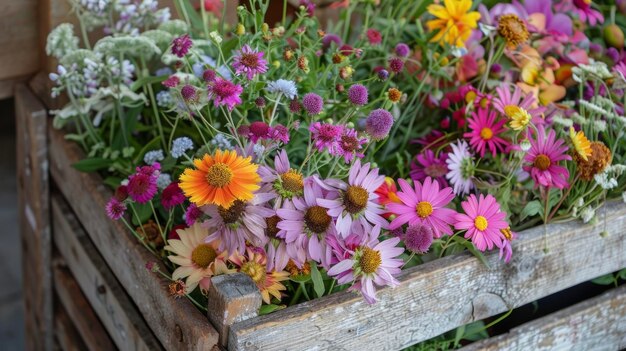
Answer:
[179,149,261,208]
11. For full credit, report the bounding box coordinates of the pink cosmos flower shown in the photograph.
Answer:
[522,125,571,189]
[318,160,388,238]
[309,122,343,154]
[207,77,243,111]
[454,194,508,252]
[387,177,456,238]
[232,45,269,80]
[335,127,367,163]
[161,182,185,210]
[277,179,338,268]
[464,108,510,157]
[327,225,403,304]
[493,84,546,125]
[203,193,275,255]
[410,150,449,188]
[572,0,604,26]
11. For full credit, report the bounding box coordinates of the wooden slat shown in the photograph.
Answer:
[229,201,626,350]
[53,261,117,351]
[460,285,626,351]
[0,1,39,81]
[48,126,219,350]
[16,84,53,351]
[0,75,30,100]
[55,305,88,351]
[51,194,162,351]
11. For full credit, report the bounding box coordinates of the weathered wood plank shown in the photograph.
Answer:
[0,75,30,100]
[48,126,219,350]
[55,304,89,351]
[16,84,53,351]
[0,1,39,81]
[460,285,626,351]
[51,194,162,351]
[52,261,117,351]
[229,201,626,351]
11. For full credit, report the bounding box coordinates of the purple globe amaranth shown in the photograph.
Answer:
[347,84,369,106]
[395,43,410,57]
[404,224,433,254]
[365,109,394,140]
[302,93,324,115]
[171,34,192,58]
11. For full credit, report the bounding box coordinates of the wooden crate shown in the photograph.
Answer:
[17,81,626,350]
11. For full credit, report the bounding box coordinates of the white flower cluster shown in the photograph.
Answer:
[572,60,612,82]
[144,149,164,165]
[580,206,595,224]
[171,137,194,158]
[79,0,112,15]
[266,79,298,100]
[211,134,233,150]
[46,23,80,59]
[112,0,171,36]
[156,90,174,108]
[594,164,626,190]
[157,173,172,189]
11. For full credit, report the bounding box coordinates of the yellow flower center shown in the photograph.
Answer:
[206,163,233,188]
[497,14,529,48]
[505,106,532,130]
[359,247,382,274]
[280,169,304,193]
[504,105,520,118]
[480,98,489,109]
[480,127,494,140]
[416,201,433,218]
[465,91,477,104]
[304,205,332,234]
[218,200,246,223]
[191,244,217,269]
[388,88,402,103]
[474,215,489,231]
[500,227,513,241]
[241,261,266,284]
[344,186,369,214]
[534,154,551,171]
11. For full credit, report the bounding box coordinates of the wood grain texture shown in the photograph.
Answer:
[16,84,53,351]
[229,201,626,351]
[54,304,89,351]
[48,126,219,351]
[0,0,39,80]
[460,285,626,351]
[52,262,117,351]
[207,273,261,348]
[51,195,162,351]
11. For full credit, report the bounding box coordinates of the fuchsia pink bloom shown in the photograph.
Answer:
[207,77,243,111]
[336,128,367,163]
[366,28,382,45]
[365,109,393,141]
[171,34,192,57]
[318,160,388,238]
[523,125,571,189]
[454,194,508,252]
[327,225,403,304]
[348,84,369,106]
[387,177,456,238]
[464,108,510,157]
[309,122,343,154]
[232,45,269,80]
[127,163,160,204]
[184,204,202,227]
[161,182,185,210]
[410,149,449,188]
[105,198,126,220]
[302,93,324,115]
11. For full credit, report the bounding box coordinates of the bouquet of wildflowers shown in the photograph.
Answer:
[47,0,625,314]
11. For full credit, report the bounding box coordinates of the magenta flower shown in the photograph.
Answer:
[232,45,269,80]
[387,177,456,238]
[348,84,368,106]
[388,57,404,73]
[318,160,388,238]
[454,194,508,251]
[162,75,180,88]
[207,77,243,111]
[464,108,509,157]
[161,182,185,210]
[410,149,449,188]
[327,225,403,304]
[105,198,126,220]
[403,224,433,254]
[277,179,338,268]
[309,122,343,154]
[302,93,324,115]
[366,28,382,45]
[184,203,202,227]
[395,43,410,57]
[269,124,290,144]
[248,121,270,143]
[365,109,393,141]
[493,84,546,126]
[127,164,160,204]
[171,34,192,58]
[572,0,603,26]
[335,127,367,163]
[523,125,571,189]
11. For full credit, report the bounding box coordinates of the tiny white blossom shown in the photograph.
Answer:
[209,31,223,44]
[594,172,618,190]
[266,79,298,99]
[144,150,164,165]
[171,137,194,158]
[157,173,172,189]
[580,206,595,223]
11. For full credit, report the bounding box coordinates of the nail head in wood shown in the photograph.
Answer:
[207,273,261,348]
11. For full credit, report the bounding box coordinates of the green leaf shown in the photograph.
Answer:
[131,203,153,226]
[619,268,626,281]
[453,325,465,346]
[72,158,113,172]
[258,304,285,315]
[520,200,543,220]
[462,321,489,341]
[591,273,615,285]
[103,176,123,189]
[289,274,311,284]
[310,263,325,298]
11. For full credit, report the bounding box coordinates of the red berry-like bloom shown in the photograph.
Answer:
[203,69,216,82]
[105,198,126,220]
[161,182,186,210]
[388,57,404,73]
[249,121,270,143]
[162,75,180,88]
[171,34,193,58]
[366,29,382,45]
[181,85,197,101]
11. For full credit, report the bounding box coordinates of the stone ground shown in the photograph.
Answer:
[0,98,24,350]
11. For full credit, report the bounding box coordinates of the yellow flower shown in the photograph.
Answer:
[504,105,532,130]
[569,127,592,161]
[230,248,290,304]
[179,150,261,208]
[426,0,481,48]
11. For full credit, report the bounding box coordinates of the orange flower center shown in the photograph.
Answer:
[206,163,233,188]
[534,154,551,171]
[388,88,402,102]
[474,215,489,231]
[416,201,433,218]
[344,186,369,214]
[191,244,217,269]
[359,247,382,274]
[304,205,332,234]
[218,200,246,224]
[500,227,513,241]
[280,169,304,193]
[240,53,260,68]
[241,261,266,284]
[480,127,493,140]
